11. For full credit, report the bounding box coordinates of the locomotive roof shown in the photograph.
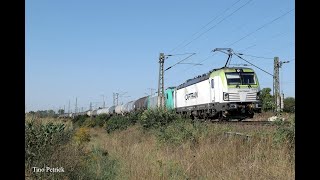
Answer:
[176,66,253,90]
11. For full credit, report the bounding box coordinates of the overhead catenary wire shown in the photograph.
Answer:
[169,0,243,53]
[167,0,256,76]
[182,53,217,72]
[270,31,291,39]
[171,0,254,54]
[227,8,295,47]
[165,5,294,90]
[227,30,293,57]
[233,53,273,77]
[165,53,217,86]
[178,62,203,65]
[165,53,196,71]
[238,44,256,52]
[167,52,196,56]
[237,53,274,59]
[169,1,294,85]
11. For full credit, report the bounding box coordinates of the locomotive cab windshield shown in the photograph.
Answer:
[225,72,256,85]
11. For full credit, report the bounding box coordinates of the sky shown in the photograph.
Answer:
[26,0,295,112]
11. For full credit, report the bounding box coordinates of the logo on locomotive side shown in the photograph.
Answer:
[185,92,198,100]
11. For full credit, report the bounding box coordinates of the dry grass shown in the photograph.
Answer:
[25,116,73,131]
[87,124,294,180]
[251,111,274,121]
[252,112,294,122]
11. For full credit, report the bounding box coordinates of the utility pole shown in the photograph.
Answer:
[113,92,119,106]
[273,57,290,115]
[63,105,65,114]
[116,93,119,106]
[273,57,280,114]
[158,53,165,108]
[68,100,70,114]
[90,102,92,111]
[113,92,126,106]
[157,52,196,108]
[281,92,284,111]
[75,97,77,114]
[101,95,105,108]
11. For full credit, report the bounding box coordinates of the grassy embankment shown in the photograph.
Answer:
[25,111,294,179]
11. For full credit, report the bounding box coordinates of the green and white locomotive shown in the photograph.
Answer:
[173,67,262,120]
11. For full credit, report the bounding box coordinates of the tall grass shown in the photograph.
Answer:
[26,113,294,179]
[25,117,118,180]
[96,122,294,180]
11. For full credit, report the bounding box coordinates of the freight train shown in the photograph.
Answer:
[60,66,262,120]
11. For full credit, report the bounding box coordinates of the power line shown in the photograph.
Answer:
[167,52,196,56]
[237,53,274,59]
[270,31,292,39]
[169,0,243,53]
[172,0,254,53]
[228,31,293,57]
[239,44,256,52]
[228,8,294,47]
[165,7,294,86]
[178,62,203,65]
[259,42,295,57]
[233,53,273,76]
[181,53,217,73]
[166,0,255,81]
[165,53,216,86]
[165,53,196,71]
[168,0,254,74]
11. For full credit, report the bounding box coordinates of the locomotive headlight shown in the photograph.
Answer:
[223,92,229,101]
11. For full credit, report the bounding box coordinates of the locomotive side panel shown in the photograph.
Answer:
[175,79,211,109]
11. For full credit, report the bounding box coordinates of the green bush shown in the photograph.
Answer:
[82,146,118,179]
[25,121,72,171]
[283,97,295,113]
[139,109,180,130]
[95,114,110,127]
[25,119,119,179]
[83,118,96,127]
[25,121,72,179]
[156,119,208,146]
[105,115,132,133]
[72,115,88,127]
[258,88,274,112]
[127,110,143,125]
[273,116,295,149]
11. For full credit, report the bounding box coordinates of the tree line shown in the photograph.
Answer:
[26,109,65,118]
[259,87,295,113]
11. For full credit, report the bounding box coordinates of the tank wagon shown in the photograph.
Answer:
[97,108,109,116]
[115,105,124,115]
[122,100,136,114]
[108,106,116,114]
[134,96,148,111]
